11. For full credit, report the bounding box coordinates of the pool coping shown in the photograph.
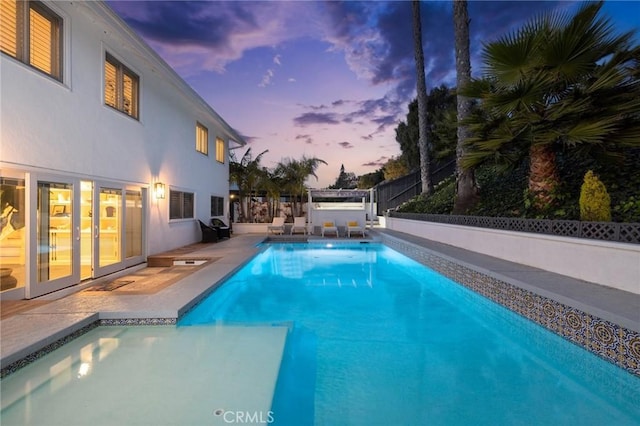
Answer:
[1,231,639,378]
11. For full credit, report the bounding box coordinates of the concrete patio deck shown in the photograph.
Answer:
[1,230,638,377]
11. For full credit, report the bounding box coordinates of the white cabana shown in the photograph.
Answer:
[307,188,375,236]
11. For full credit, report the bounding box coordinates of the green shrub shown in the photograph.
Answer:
[397,177,455,214]
[613,196,640,223]
[579,170,611,222]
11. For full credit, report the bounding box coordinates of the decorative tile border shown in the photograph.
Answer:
[0,318,177,378]
[99,318,176,326]
[380,234,640,378]
[0,322,99,379]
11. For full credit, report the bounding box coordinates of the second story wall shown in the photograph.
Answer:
[1,1,241,252]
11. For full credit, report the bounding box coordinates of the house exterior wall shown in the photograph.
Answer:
[1,1,243,297]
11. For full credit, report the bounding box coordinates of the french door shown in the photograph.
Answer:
[28,176,145,298]
[29,176,81,298]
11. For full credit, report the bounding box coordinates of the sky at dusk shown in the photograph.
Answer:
[106,0,640,188]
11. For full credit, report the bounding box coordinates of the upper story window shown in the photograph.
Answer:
[104,53,139,119]
[216,137,225,163]
[0,0,63,81]
[196,122,208,155]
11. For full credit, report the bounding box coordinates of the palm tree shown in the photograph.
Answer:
[261,167,283,220]
[463,1,640,209]
[229,148,268,222]
[411,0,433,195]
[275,156,327,217]
[452,0,478,213]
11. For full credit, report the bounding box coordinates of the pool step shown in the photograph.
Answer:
[0,325,289,425]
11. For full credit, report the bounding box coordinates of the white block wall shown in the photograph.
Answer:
[385,217,640,294]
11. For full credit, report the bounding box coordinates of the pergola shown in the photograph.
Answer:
[307,188,375,235]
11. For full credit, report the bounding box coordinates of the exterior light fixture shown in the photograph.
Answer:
[154,182,165,199]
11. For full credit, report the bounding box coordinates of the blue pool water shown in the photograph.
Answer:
[180,243,640,426]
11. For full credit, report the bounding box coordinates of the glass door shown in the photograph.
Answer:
[29,178,80,298]
[125,189,143,261]
[93,184,123,277]
[80,181,93,280]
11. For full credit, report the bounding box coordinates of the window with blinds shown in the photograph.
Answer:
[105,53,139,119]
[1,1,62,80]
[196,123,208,155]
[169,190,195,220]
[210,196,224,216]
[216,137,225,163]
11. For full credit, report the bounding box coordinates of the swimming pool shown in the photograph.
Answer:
[181,242,640,425]
[1,242,639,425]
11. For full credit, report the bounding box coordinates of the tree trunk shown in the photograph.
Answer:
[529,144,559,209]
[452,0,478,214]
[412,0,433,195]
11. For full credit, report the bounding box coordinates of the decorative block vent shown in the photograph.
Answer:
[389,212,639,245]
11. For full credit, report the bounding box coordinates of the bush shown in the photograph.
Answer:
[397,177,455,214]
[612,195,640,223]
[579,170,611,222]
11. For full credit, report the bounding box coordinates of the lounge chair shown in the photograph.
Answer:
[347,220,365,238]
[321,220,338,237]
[290,216,307,235]
[267,217,285,235]
[198,220,218,243]
[210,218,231,239]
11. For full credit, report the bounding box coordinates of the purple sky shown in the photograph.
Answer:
[106,1,640,188]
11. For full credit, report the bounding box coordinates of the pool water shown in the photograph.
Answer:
[180,243,640,426]
[1,243,639,426]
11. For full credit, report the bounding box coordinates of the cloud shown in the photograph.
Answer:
[362,156,389,167]
[293,112,340,126]
[236,134,258,145]
[338,141,354,149]
[288,77,296,83]
[295,134,314,144]
[108,0,566,89]
[316,0,565,109]
[259,69,275,87]
[106,1,322,73]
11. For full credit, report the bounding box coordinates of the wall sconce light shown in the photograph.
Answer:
[154,182,166,199]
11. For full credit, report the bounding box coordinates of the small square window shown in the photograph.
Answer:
[169,189,195,220]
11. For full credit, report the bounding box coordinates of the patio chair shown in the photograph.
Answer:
[321,220,339,237]
[198,220,218,243]
[347,220,365,238]
[267,217,285,235]
[290,216,307,235]
[210,218,231,239]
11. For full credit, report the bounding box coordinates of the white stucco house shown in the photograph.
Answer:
[0,1,245,299]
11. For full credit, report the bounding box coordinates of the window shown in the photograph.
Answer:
[196,123,208,155]
[210,196,224,216]
[216,137,225,163]
[105,53,139,119]
[1,1,62,80]
[169,190,194,220]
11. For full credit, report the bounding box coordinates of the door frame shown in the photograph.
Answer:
[25,175,147,298]
[92,181,126,278]
[27,174,81,298]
